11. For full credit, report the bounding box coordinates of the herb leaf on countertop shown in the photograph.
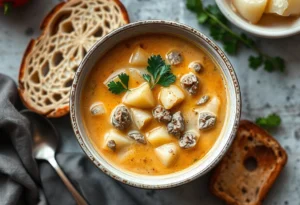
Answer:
[249,55,263,70]
[108,73,130,94]
[186,0,286,73]
[145,55,176,88]
[256,113,281,129]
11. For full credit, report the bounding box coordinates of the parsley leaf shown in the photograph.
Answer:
[157,74,176,87]
[249,55,263,70]
[145,55,176,88]
[223,38,238,54]
[198,12,208,24]
[107,73,130,94]
[143,74,151,83]
[186,0,286,73]
[249,55,285,72]
[186,0,203,12]
[256,113,281,129]
[118,73,129,87]
[240,33,255,48]
[147,55,165,80]
[273,57,285,72]
[264,59,274,72]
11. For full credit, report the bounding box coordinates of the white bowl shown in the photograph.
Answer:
[70,20,241,189]
[216,0,300,38]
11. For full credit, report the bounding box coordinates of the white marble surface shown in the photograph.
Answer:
[0,0,299,204]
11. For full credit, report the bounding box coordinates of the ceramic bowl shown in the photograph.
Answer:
[216,0,300,38]
[70,20,241,189]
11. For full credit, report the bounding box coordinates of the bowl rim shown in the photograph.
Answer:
[216,0,300,38]
[70,20,241,189]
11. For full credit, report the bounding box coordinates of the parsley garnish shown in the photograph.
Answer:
[143,55,176,89]
[186,0,286,73]
[107,73,130,94]
[256,113,281,129]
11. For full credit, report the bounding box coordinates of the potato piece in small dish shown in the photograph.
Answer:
[232,0,268,24]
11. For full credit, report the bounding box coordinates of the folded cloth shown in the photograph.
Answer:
[0,74,41,205]
[0,74,137,205]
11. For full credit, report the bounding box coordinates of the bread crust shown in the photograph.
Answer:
[18,0,129,118]
[113,0,130,24]
[210,120,287,205]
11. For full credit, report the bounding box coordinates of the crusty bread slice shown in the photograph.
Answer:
[210,120,287,205]
[18,0,129,117]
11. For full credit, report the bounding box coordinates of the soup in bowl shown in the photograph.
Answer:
[70,21,241,188]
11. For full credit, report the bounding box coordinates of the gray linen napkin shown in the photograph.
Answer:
[0,74,41,205]
[0,74,137,205]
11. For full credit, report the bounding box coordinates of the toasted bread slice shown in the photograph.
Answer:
[18,0,129,117]
[210,120,287,205]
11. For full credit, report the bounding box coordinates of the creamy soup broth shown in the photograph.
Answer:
[81,34,228,175]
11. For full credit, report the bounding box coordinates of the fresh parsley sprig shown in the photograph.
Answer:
[107,73,130,94]
[186,0,285,72]
[143,55,176,89]
[256,113,281,129]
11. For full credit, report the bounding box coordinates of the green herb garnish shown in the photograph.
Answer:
[108,73,130,94]
[4,3,11,15]
[186,0,285,72]
[256,113,281,129]
[143,55,176,89]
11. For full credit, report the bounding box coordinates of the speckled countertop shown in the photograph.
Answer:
[0,0,299,204]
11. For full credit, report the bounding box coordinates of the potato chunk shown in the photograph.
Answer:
[129,47,149,66]
[269,0,300,16]
[283,0,300,16]
[158,85,185,109]
[155,143,178,167]
[265,0,288,15]
[118,149,135,162]
[122,82,155,108]
[205,97,220,114]
[232,0,268,24]
[103,129,132,151]
[146,126,173,147]
[131,108,152,130]
[128,68,148,87]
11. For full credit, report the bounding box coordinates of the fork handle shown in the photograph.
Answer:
[48,157,89,205]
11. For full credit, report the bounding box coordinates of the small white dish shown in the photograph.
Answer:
[216,0,300,38]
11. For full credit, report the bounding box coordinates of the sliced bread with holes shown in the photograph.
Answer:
[18,0,129,117]
[210,120,287,205]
